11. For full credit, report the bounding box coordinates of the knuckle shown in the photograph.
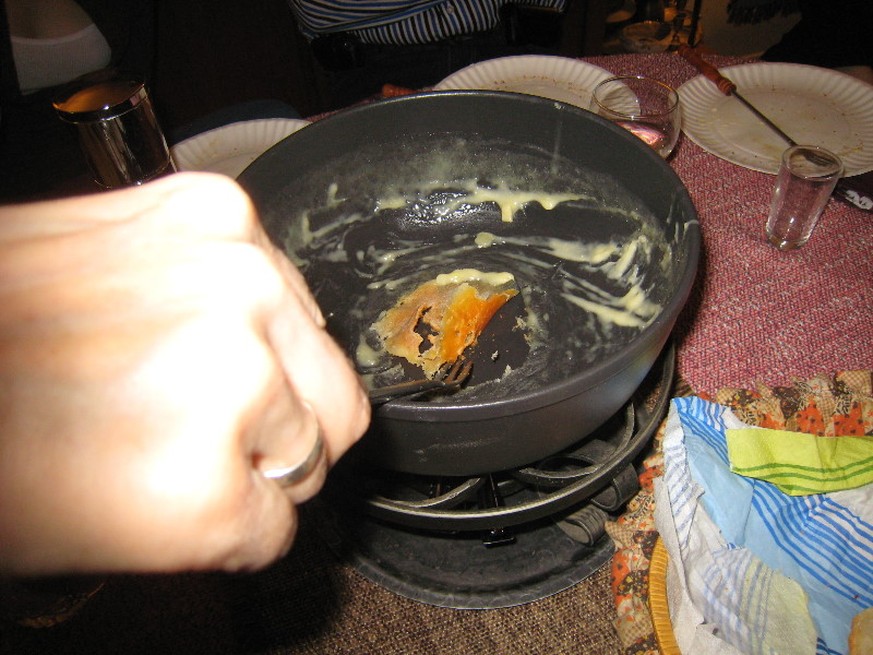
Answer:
[163,173,260,241]
[204,243,288,310]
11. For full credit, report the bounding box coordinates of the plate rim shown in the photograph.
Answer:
[171,117,310,177]
[434,54,614,109]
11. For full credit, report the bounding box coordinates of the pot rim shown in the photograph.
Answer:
[241,91,701,422]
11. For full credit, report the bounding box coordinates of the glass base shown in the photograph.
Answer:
[767,233,808,251]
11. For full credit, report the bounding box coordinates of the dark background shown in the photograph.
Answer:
[151,0,608,131]
[152,0,325,130]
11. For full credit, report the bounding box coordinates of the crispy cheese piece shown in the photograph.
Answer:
[373,269,517,378]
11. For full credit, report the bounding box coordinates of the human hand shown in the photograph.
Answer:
[0,173,370,575]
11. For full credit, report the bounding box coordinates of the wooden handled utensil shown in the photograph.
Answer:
[678,45,798,147]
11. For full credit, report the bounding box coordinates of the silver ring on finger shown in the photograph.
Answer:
[262,430,325,487]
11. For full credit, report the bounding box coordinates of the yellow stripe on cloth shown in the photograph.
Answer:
[725,428,873,496]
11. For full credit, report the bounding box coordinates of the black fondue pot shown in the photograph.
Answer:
[238,91,700,476]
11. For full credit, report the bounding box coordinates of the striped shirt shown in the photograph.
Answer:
[288,0,567,45]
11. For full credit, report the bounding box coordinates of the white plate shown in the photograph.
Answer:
[678,62,873,175]
[171,118,310,178]
[434,55,614,110]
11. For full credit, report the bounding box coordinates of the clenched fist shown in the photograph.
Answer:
[0,173,369,575]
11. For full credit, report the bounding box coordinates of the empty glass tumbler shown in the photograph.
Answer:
[589,75,681,158]
[54,79,175,189]
[765,145,843,250]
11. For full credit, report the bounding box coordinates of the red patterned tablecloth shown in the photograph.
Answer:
[584,53,873,395]
[581,53,873,654]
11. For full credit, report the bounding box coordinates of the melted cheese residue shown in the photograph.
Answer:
[377,180,585,222]
[434,268,515,287]
[454,184,583,222]
[475,232,498,248]
[562,285,660,328]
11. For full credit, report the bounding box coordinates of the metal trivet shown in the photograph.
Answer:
[312,342,675,609]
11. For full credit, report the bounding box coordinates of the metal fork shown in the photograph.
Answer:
[368,359,474,406]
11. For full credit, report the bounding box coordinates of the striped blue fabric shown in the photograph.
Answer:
[666,396,873,655]
[704,547,805,654]
[685,403,873,610]
[288,0,567,45]
[658,399,806,655]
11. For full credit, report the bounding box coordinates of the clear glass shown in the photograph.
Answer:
[589,75,681,158]
[765,145,843,250]
[54,80,176,189]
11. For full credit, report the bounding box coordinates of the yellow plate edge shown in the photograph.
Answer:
[649,536,682,655]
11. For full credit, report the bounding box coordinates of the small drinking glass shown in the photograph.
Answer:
[765,145,843,250]
[54,79,175,189]
[589,75,681,158]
